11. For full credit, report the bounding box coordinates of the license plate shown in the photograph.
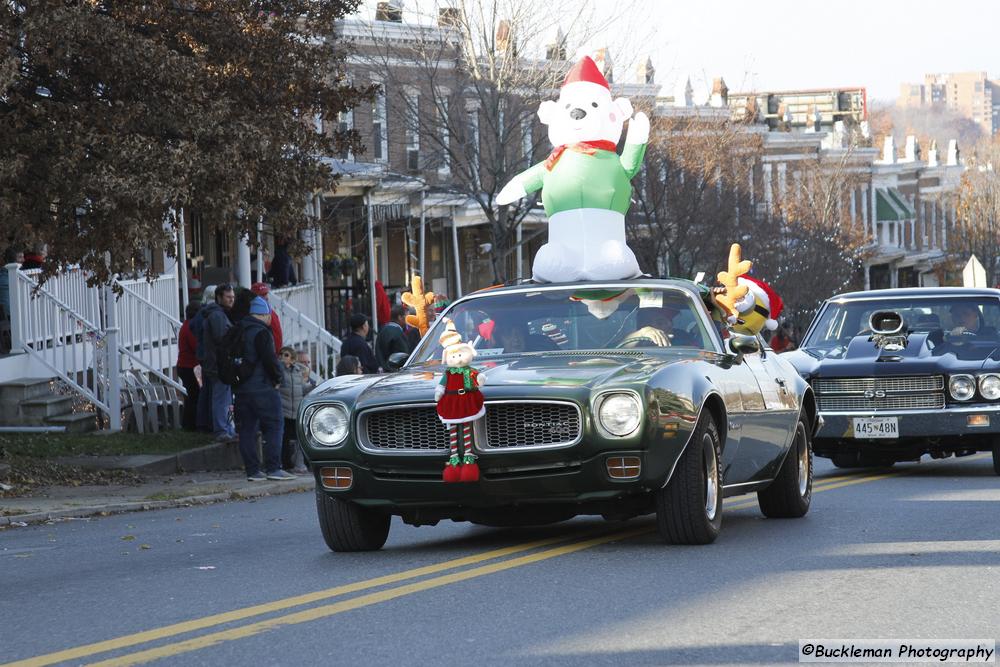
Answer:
[852,417,899,439]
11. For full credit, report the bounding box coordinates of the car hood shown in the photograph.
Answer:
[787,333,1000,377]
[311,350,707,408]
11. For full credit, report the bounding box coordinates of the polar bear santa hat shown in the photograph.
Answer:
[737,275,784,331]
[563,55,610,92]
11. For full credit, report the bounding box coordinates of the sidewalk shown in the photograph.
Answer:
[0,469,315,528]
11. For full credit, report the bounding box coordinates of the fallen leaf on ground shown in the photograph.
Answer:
[195,566,216,570]
[121,535,135,541]
[139,544,151,550]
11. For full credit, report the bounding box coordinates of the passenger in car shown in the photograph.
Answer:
[493,318,559,353]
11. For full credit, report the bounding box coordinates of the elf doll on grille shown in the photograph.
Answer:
[434,319,486,483]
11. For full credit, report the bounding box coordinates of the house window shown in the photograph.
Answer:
[466,102,480,185]
[372,83,387,163]
[521,117,533,164]
[405,89,420,171]
[337,110,353,161]
[437,93,450,174]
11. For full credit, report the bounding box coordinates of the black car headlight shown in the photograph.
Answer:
[307,404,350,446]
[979,374,1000,400]
[948,374,976,401]
[596,392,642,437]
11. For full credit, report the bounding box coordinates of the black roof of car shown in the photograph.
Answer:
[828,287,1000,301]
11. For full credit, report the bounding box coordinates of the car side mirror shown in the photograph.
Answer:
[386,352,409,372]
[727,335,760,359]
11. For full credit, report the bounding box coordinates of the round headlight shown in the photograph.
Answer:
[309,405,349,446]
[949,375,976,401]
[598,393,642,436]
[980,374,1000,400]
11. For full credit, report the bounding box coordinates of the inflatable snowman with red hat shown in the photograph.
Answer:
[496,55,649,282]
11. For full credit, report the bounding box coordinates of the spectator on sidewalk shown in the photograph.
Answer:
[234,297,296,481]
[335,354,363,377]
[278,346,314,474]
[251,282,283,352]
[177,302,202,431]
[200,283,237,442]
[193,285,215,432]
[376,304,410,371]
[770,322,797,353]
[342,313,379,374]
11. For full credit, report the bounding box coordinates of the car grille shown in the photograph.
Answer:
[812,375,944,394]
[359,402,582,453]
[812,375,945,413]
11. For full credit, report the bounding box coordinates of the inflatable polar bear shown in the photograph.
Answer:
[496,55,649,283]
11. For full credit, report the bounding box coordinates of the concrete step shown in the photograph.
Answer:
[45,412,98,433]
[0,377,53,404]
[19,394,75,421]
[0,378,57,425]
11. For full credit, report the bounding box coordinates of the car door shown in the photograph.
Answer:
[729,343,796,483]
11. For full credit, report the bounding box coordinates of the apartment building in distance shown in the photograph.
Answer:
[899,71,1000,136]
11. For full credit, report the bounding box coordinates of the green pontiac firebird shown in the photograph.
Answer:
[299,279,818,551]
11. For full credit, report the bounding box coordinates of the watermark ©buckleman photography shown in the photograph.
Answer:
[799,640,995,663]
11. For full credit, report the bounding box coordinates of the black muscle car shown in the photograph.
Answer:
[300,280,817,551]
[785,287,1000,473]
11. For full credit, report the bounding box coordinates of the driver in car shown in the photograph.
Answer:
[619,305,696,347]
[494,318,558,353]
[948,303,997,339]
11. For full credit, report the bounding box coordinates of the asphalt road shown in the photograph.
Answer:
[2,455,998,667]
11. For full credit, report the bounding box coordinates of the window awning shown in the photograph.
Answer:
[875,187,915,221]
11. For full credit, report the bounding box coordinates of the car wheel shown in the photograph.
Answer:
[757,414,813,518]
[993,439,1000,476]
[315,489,390,552]
[655,414,723,545]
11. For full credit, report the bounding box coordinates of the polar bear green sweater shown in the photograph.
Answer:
[517,142,646,216]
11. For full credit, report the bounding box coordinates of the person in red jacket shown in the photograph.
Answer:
[177,302,201,431]
[251,282,283,352]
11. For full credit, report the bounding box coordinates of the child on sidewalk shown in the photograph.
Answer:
[278,346,315,474]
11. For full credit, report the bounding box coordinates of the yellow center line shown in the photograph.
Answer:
[9,462,922,667]
[2,529,602,667]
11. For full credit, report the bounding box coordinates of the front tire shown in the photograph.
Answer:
[758,415,813,518]
[316,489,390,552]
[655,414,723,545]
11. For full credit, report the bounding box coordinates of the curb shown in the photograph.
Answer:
[0,479,314,528]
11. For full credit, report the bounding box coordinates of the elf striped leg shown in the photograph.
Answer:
[459,422,480,482]
[443,424,462,483]
[461,423,475,463]
[448,425,461,465]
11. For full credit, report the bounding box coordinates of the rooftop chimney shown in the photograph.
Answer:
[903,135,921,162]
[947,139,960,166]
[709,77,728,108]
[881,135,896,163]
[591,48,613,83]
[496,19,514,54]
[636,56,655,85]
[545,27,566,61]
[927,140,939,167]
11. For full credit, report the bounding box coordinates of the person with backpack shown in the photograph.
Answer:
[201,283,237,442]
[233,297,296,481]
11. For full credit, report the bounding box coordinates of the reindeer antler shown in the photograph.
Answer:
[401,276,436,336]
[713,243,752,318]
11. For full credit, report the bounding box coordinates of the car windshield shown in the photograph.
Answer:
[803,295,1000,356]
[410,285,718,363]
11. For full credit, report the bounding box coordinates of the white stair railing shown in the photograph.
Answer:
[271,285,341,380]
[115,280,185,393]
[8,268,117,423]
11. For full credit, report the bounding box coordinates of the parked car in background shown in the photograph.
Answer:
[784,287,1000,474]
[299,280,817,551]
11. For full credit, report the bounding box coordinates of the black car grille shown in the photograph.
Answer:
[359,402,582,453]
[812,375,945,412]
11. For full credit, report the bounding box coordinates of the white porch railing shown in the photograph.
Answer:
[272,283,341,380]
[6,263,181,430]
[8,268,118,423]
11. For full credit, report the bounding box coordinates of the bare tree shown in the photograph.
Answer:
[951,137,1000,287]
[757,144,870,326]
[355,0,646,283]
[628,112,764,280]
